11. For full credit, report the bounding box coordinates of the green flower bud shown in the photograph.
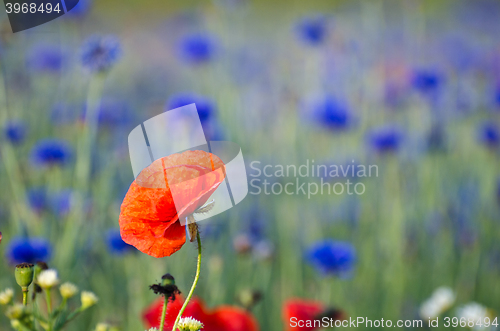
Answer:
[15,263,34,289]
[161,273,175,286]
[5,304,25,320]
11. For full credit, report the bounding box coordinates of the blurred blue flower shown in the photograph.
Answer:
[367,126,403,153]
[82,98,132,127]
[497,179,500,202]
[6,237,51,265]
[478,122,499,148]
[81,35,122,72]
[27,187,47,213]
[51,102,82,125]
[66,0,92,17]
[26,43,64,72]
[306,240,356,277]
[30,138,72,167]
[411,69,443,94]
[50,189,73,217]
[295,14,329,46]
[4,120,27,144]
[105,229,135,255]
[178,33,217,64]
[309,96,352,130]
[167,93,216,123]
[495,87,500,107]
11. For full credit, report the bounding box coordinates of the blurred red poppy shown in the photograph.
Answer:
[143,295,259,331]
[119,150,225,258]
[283,298,344,331]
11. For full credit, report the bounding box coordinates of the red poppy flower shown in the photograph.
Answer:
[283,298,345,331]
[143,295,260,331]
[119,150,225,258]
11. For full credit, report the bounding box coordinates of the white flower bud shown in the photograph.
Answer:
[81,291,98,309]
[37,269,59,289]
[0,288,14,305]
[59,282,78,299]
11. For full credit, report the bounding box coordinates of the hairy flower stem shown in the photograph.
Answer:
[159,297,168,331]
[171,232,202,331]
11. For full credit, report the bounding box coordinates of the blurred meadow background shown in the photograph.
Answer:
[1,0,500,330]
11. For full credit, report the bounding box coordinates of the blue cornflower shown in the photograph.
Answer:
[306,240,356,277]
[81,98,132,127]
[178,33,217,64]
[66,0,92,17]
[4,120,27,144]
[27,187,47,213]
[411,69,443,94]
[478,122,499,148]
[167,93,216,123]
[105,229,135,255]
[295,14,329,46]
[497,179,500,202]
[26,43,64,72]
[309,96,352,130]
[495,87,500,107]
[80,35,122,72]
[367,126,403,153]
[51,102,82,125]
[30,138,73,167]
[6,237,51,265]
[50,189,73,217]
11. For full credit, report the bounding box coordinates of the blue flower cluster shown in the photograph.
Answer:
[5,237,51,265]
[30,139,73,167]
[81,35,122,72]
[306,240,356,277]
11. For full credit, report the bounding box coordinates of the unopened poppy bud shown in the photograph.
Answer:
[0,288,14,305]
[161,273,175,286]
[15,263,34,289]
[0,231,2,243]
[37,269,59,289]
[5,304,25,319]
[60,282,78,299]
[81,291,98,309]
[178,317,204,331]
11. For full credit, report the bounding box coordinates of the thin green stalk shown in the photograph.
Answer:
[56,72,106,267]
[46,289,52,331]
[171,232,202,331]
[22,289,28,306]
[159,297,169,331]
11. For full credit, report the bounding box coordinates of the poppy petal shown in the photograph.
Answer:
[119,150,225,258]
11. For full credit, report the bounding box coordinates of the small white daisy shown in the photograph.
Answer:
[178,316,204,331]
[420,287,455,320]
[81,291,99,309]
[0,288,14,305]
[37,269,59,289]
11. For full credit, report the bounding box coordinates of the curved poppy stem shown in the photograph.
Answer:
[171,231,202,331]
[159,297,168,331]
